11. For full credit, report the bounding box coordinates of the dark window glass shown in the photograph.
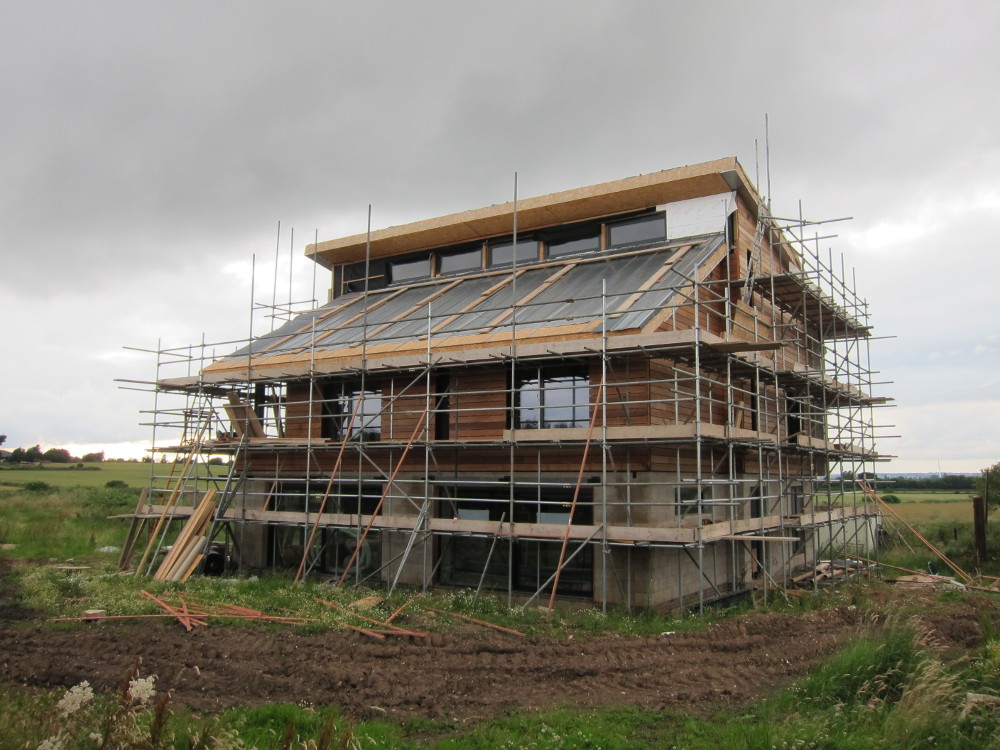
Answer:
[320,383,381,441]
[547,233,600,258]
[607,213,666,247]
[514,367,589,429]
[343,259,387,295]
[438,248,482,274]
[390,257,431,282]
[490,239,538,266]
[434,374,451,440]
[436,485,593,594]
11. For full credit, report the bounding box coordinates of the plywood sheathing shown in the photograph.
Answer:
[306,157,757,266]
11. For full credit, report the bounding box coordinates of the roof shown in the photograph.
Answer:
[306,157,757,267]
[198,233,728,383]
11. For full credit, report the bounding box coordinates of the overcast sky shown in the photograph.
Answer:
[2,1,997,473]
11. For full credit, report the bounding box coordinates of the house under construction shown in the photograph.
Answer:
[120,157,887,611]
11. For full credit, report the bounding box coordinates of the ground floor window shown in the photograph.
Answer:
[269,482,383,578]
[436,484,593,595]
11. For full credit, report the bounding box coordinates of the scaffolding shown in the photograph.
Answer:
[118,168,889,613]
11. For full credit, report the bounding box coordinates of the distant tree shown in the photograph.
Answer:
[81,451,105,463]
[9,447,26,463]
[0,434,6,446]
[24,445,43,463]
[977,461,1000,508]
[42,448,74,463]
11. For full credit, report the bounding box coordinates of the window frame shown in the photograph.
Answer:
[512,365,590,430]
[319,382,382,442]
[489,237,539,267]
[606,211,666,248]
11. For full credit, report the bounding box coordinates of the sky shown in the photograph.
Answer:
[1,1,997,473]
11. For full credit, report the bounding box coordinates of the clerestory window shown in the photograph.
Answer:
[607,212,666,248]
[513,366,590,429]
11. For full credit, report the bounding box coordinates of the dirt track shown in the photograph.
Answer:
[1,610,867,720]
[0,561,990,722]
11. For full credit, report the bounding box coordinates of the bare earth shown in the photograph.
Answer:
[0,562,990,722]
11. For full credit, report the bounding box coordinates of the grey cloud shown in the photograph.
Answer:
[2,1,999,467]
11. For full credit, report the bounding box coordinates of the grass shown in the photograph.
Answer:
[0,484,141,559]
[872,489,974,525]
[891,490,972,503]
[890,502,972,524]
[5,484,1000,747]
[0,461,226,489]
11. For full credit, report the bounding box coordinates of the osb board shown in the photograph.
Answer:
[307,158,753,266]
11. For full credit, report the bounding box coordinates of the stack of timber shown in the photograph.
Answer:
[154,489,217,582]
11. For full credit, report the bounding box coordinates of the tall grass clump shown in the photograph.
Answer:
[797,624,920,707]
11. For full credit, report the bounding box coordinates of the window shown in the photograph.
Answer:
[341,259,387,295]
[490,238,538,267]
[676,486,711,519]
[433,374,451,440]
[547,231,600,258]
[438,247,483,275]
[786,394,802,439]
[390,256,431,283]
[607,212,666,247]
[514,366,589,429]
[320,382,382,441]
[437,485,593,595]
[349,390,382,440]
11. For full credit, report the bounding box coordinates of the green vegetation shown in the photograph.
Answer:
[879,474,976,491]
[979,461,1000,506]
[0,461,224,489]
[880,517,1000,579]
[4,482,1000,747]
[881,489,973,526]
[0,483,140,559]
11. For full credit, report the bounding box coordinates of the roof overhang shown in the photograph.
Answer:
[306,157,759,268]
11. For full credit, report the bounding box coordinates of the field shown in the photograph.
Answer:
[2,482,1000,748]
[0,460,226,489]
[0,461,152,488]
[884,489,974,525]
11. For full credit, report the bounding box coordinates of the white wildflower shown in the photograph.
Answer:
[56,681,94,716]
[37,738,63,750]
[127,676,156,703]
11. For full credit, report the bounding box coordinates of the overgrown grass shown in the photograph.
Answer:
[11,560,717,641]
[880,518,1000,579]
[0,484,140,559]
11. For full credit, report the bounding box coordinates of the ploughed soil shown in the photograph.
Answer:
[0,560,992,722]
